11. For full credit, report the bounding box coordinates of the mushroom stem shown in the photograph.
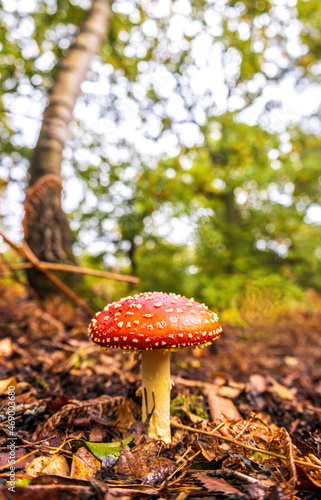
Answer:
[141,349,171,443]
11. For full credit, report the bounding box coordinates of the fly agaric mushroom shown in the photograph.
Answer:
[88,292,221,443]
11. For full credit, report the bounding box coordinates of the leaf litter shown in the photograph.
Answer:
[0,283,320,499]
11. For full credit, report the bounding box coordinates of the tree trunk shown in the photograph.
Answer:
[23,0,113,291]
[222,191,239,226]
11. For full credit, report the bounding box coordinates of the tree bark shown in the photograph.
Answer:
[222,191,239,226]
[23,0,113,290]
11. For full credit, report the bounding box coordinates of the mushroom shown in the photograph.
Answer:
[88,292,222,443]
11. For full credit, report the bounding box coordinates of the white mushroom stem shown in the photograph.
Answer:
[141,349,171,444]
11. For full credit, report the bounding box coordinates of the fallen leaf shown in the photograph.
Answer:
[290,433,315,456]
[270,379,295,400]
[115,444,176,485]
[284,356,299,367]
[0,485,92,500]
[249,374,267,394]
[0,337,14,358]
[70,447,101,479]
[25,455,69,477]
[71,436,134,461]
[0,449,35,470]
[217,385,242,398]
[182,408,207,424]
[116,402,137,429]
[25,456,50,476]
[207,391,242,423]
[194,472,244,496]
[0,377,16,396]
[296,465,321,493]
[89,424,105,443]
[243,483,278,499]
[47,396,71,413]
[15,382,32,396]
[198,441,217,462]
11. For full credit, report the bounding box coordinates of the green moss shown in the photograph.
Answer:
[170,394,209,420]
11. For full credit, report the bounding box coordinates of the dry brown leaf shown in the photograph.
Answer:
[290,433,316,456]
[194,472,244,496]
[183,408,207,424]
[14,382,33,397]
[249,374,267,394]
[0,337,14,358]
[1,485,93,500]
[114,443,176,485]
[296,466,321,493]
[243,483,282,500]
[207,391,242,423]
[270,379,296,400]
[116,402,137,430]
[283,356,299,368]
[217,385,242,398]
[0,449,36,470]
[171,428,188,447]
[25,455,69,477]
[70,447,101,479]
[198,440,217,461]
[89,424,105,443]
[0,377,16,396]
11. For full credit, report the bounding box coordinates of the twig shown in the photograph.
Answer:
[0,436,55,451]
[159,450,201,490]
[0,230,95,316]
[0,473,34,479]
[170,421,321,472]
[0,449,38,471]
[234,414,254,441]
[0,261,139,284]
[208,468,260,484]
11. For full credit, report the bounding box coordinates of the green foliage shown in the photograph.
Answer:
[288,225,321,292]
[170,394,209,420]
[136,239,193,295]
[297,0,321,76]
[72,437,134,461]
[195,268,304,314]
[1,0,321,311]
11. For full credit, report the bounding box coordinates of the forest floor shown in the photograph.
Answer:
[0,283,321,499]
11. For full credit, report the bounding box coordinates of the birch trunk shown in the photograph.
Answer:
[23,0,113,290]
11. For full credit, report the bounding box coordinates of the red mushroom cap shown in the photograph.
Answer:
[88,292,222,351]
